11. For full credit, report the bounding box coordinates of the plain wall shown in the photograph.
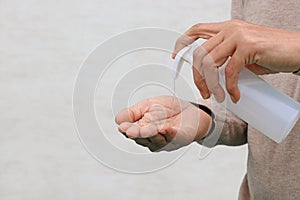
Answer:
[0,0,247,199]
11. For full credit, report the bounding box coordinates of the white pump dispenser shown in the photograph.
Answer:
[173,39,300,143]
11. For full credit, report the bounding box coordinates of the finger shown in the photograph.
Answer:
[192,67,210,99]
[193,33,224,72]
[118,122,134,138]
[115,99,150,124]
[172,35,195,58]
[172,22,226,58]
[201,40,235,102]
[192,34,224,100]
[225,51,245,103]
[118,122,133,132]
[200,55,225,103]
[139,123,161,138]
[206,42,234,66]
[192,33,225,76]
[126,120,164,139]
[125,124,141,138]
[185,22,226,39]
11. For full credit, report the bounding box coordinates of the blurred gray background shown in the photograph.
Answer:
[0,0,247,199]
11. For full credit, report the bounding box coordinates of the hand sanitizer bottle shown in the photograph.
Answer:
[173,39,300,143]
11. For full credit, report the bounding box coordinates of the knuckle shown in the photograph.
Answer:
[231,28,256,50]
[193,47,202,59]
[223,20,248,38]
[234,28,247,41]
[237,31,255,47]
[202,55,213,67]
[227,20,246,35]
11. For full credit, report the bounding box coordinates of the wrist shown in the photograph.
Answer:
[190,102,215,141]
[196,110,212,140]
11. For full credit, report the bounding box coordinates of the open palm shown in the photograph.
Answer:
[115,96,211,152]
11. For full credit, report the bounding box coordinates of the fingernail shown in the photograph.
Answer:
[203,92,210,99]
[171,53,176,59]
[230,95,237,104]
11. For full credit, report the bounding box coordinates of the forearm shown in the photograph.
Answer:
[215,109,248,146]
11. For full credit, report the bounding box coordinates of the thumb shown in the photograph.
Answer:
[115,99,150,124]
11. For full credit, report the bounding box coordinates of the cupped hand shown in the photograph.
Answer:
[173,19,300,103]
[115,96,212,152]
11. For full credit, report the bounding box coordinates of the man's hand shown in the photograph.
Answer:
[173,20,300,103]
[115,96,212,152]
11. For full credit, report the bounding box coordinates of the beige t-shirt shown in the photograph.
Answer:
[220,0,300,199]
